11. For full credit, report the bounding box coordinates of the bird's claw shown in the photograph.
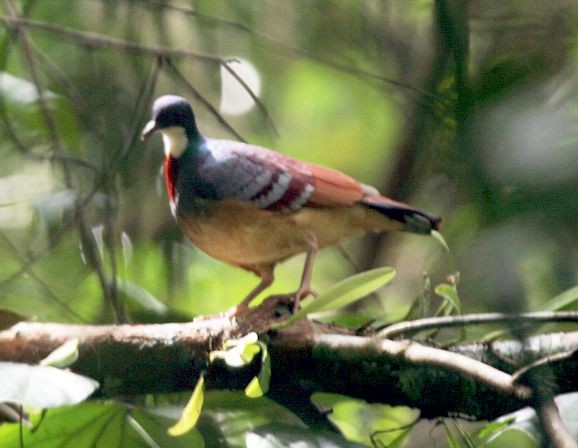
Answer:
[291,287,318,313]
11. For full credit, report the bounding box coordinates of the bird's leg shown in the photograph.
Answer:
[236,268,275,311]
[218,269,275,319]
[292,237,319,311]
[198,270,274,321]
[256,238,319,314]
[229,238,319,317]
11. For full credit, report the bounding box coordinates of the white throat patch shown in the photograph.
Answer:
[161,126,188,158]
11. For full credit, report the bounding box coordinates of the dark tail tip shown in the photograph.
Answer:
[404,211,442,234]
[365,199,441,235]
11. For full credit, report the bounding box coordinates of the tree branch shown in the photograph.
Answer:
[0,16,224,63]
[1,301,577,420]
[130,0,441,99]
[535,397,578,448]
[377,311,578,338]
[313,334,531,400]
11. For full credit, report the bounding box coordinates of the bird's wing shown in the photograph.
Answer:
[198,139,440,233]
[200,139,365,212]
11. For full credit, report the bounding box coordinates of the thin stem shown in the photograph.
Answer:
[0,16,224,63]
[377,311,578,339]
[221,60,279,138]
[165,58,247,142]
[129,0,446,101]
[0,232,87,322]
[512,349,578,383]
[5,4,125,322]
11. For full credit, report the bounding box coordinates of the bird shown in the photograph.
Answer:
[141,95,441,314]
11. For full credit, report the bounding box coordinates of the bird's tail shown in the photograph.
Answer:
[362,195,441,235]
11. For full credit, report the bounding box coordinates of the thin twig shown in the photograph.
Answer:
[369,416,421,447]
[26,37,84,106]
[512,348,578,383]
[377,311,578,339]
[108,57,161,171]
[26,153,100,173]
[6,8,277,139]
[0,4,29,154]
[0,231,87,322]
[4,5,125,322]
[337,245,363,273]
[128,0,445,101]
[0,16,225,64]
[0,181,106,292]
[96,60,163,312]
[221,60,279,138]
[0,125,142,292]
[165,58,247,142]
[1,7,446,106]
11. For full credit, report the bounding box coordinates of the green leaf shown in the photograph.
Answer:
[435,283,462,314]
[544,285,578,311]
[481,392,578,447]
[383,426,414,448]
[310,392,350,410]
[0,402,204,447]
[310,393,419,447]
[476,420,513,439]
[168,375,205,436]
[201,391,305,447]
[244,376,263,399]
[443,420,460,448]
[40,338,79,368]
[247,423,367,447]
[128,411,204,447]
[245,342,271,398]
[453,419,476,448]
[274,267,396,329]
[483,428,537,448]
[0,362,98,408]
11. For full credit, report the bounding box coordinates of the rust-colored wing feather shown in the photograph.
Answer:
[306,163,364,206]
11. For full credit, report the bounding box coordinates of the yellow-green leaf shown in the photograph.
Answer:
[435,283,462,314]
[545,285,578,311]
[39,338,79,368]
[244,376,262,398]
[274,267,396,329]
[168,375,205,437]
[244,342,271,398]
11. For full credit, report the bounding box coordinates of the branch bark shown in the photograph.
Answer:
[1,301,577,421]
[535,397,578,448]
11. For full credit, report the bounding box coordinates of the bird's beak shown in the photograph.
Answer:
[140,120,158,141]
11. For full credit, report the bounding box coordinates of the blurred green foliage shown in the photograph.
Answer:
[1,0,578,446]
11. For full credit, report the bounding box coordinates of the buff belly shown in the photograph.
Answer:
[176,198,401,270]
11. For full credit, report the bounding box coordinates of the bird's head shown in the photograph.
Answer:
[141,95,199,157]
